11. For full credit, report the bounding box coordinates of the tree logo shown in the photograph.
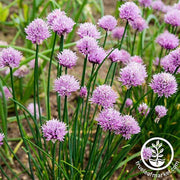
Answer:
[141,137,174,171]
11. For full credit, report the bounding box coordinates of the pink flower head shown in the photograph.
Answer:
[27,103,42,119]
[108,49,124,63]
[155,105,167,118]
[130,56,143,64]
[150,72,177,97]
[0,86,12,100]
[14,65,29,78]
[0,133,4,146]
[88,47,106,64]
[52,15,75,36]
[47,9,66,27]
[151,0,164,11]
[129,17,148,32]
[156,31,179,50]
[79,86,87,98]
[76,36,98,55]
[42,119,67,143]
[118,49,131,64]
[115,115,140,139]
[98,15,117,31]
[119,62,147,88]
[28,59,43,68]
[169,48,180,67]
[119,2,141,21]
[25,18,51,44]
[138,103,150,116]
[142,147,152,160]
[90,85,118,108]
[77,22,100,39]
[96,108,121,131]
[125,98,133,107]
[57,49,77,68]
[164,9,180,27]
[0,47,22,68]
[174,2,180,10]
[139,0,152,8]
[54,75,80,97]
[112,27,125,40]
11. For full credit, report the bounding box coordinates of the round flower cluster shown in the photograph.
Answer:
[142,147,152,160]
[57,49,77,68]
[112,27,125,40]
[0,86,12,100]
[96,108,121,131]
[150,72,177,97]
[54,75,80,97]
[139,0,152,8]
[155,105,167,118]
[138,103,150,116]
[0,133,4,146]
[0,47,22,68]
[77,22,100,39]
[90,85,118,109]
[98,15,117,31]
[42,119,68,143]
[79,86,87,98]
[156,31,179,50]
[164,9,180,27]
[119,62,147,88]
[76,36,98,55]
[25,18,51,44]
[125,98,133,107]
[108,49,125,62]
[129,17,148,32]
[14,65,29,78]
[27,103,42,119]
[119,2,141,21]
[151,0,164,11]
[88,47,106,64]
[114,115,141,139]
[130,56,143,64]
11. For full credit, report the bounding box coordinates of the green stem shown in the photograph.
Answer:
[104,62,113,84]
[131,30,137,56]
[47,32,57,120]
[81,55,88,87]
[173,66,180,75]
[158,47,163,72]
[103,31,108,48]
[52,142,56,180]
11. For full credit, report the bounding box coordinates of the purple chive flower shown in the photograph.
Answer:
[0,41,8,51]
[156,31,179,50]
[47,9,66,27]
[155,105,167,118]
[77,22,100,39]
[164,9,180,27]
[57,49,77,68]
[108,49,124,62]
[54,75,80,97]
[130,56,143,64]
[139,0,152,8]
[0,47,22,68]
[76,36,98,55]
[143,147,152,160]
[138,103,150,116]
[27,103,42,119]
[112,27,125,40]
[162,5,173,13]
[119,62,147,88]
[151,0,164,11]
[25,18,51,45]
[0,133,4,146]
[52,15,75,36]
[96,108,121,131]
[174,2,180,10]
[129,17,148,32]
[28,59,43,68]
[115,115,140,139]
[169,48,180,68]
[0,86,12,100]
[119,2,141,21]
[125,98,133,107]
[79,86,87,98]
[42,119,68,143]
[88,47,106,64]
[98,15,117,31]
[118,49,131,64]
[150,72,177,97]
[90,85,118,109]
[14,65,29,78]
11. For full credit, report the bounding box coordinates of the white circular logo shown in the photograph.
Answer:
[141,137,174,171]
